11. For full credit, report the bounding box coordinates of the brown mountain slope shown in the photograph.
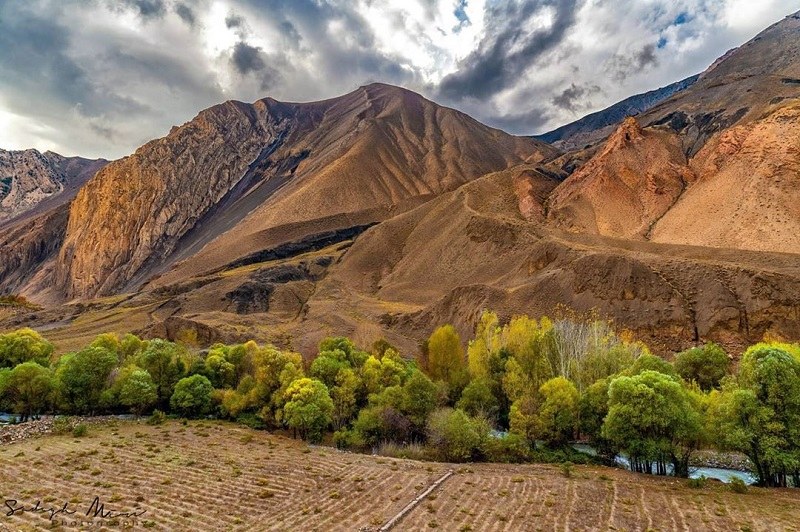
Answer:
[309,168,800,354]
[546,117,695,239]
[51,83,554,300]
[650,101,800,253]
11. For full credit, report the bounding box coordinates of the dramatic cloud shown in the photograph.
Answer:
[0,0,797,158]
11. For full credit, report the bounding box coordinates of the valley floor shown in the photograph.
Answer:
[1,421,799,531]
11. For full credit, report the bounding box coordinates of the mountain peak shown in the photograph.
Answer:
[605,116,644,150]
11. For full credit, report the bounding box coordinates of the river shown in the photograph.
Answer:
[572,444,757,485]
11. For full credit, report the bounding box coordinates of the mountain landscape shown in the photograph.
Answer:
[1,11,800,358]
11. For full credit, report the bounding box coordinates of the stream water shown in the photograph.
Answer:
[571,444,757,485]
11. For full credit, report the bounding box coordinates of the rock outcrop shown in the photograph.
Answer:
[0,149,105,226]
[547,117,695,238]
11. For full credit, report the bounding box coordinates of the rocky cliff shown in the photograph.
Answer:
[0,149,105,226]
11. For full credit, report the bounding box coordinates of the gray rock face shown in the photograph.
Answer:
[0,148,106,227]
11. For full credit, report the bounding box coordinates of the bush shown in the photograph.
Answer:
[52,416,73,435]
[482,433,531,463]
[729,477,748,494]
[72,424,88,437]
[560,461,574,478]
[147,409,166,425]
[236,413,266,430]
[426,408,487,462]
[687,475,707,489]
[378,442,432,461]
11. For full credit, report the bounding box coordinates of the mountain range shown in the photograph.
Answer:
[2,11,800,357]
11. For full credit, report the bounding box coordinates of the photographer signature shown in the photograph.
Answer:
[4,497,146,521]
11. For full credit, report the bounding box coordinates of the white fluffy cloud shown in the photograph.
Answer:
[0,0,797,158]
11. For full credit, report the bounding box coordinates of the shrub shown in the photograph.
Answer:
[147,409,166,425]
[378,442,432,461]
[687,475,707,489]
[426,408,487,462]
[482,433,531,463]
[236,413,266,430]
[72,424,88,437]
[560,461,574,478]
[52,416,73,435]
[729,477,748,494]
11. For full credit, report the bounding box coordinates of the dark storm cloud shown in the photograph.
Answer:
[608,43,660,82]
[552,83,601,111]
[118,0,167,19]
[231,42,266,74]
[175,2,195,26]
[438,0,582,101]
[226,13,245,28]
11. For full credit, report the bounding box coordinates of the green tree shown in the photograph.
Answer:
[674,343,729,391]
[330,368,361,429]
[602,370,703,477]
[170,375,214,418]
[136,339,186,409]
[0,328,54,368]
[426,325,468,399]
[4,362,54,421]
[56,347,118,414]
[362,351,407,395]
[579,378,614,457]
[282,378,334,442]
[537,376,579,447]
[426,408,488,462]
[708,346,800,487]
[457,378,500,422]
[624,354,678,378]
[400,369,438,434]
[118,367,158,416]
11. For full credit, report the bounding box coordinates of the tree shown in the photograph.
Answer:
[426,325,468,398]
[426,408,488,462]
[330,368,361,429]
[4,362,54,421]
[457,378,500,422]
[602,370,703,476]
[467,311,501,380]
[282,378,333,442]
[118,367,158,416]
[400,370,438,435]
[362,352,407,395]
[579,378,614,456]
[674,343,729,391]
[318,337,369,368]
[708,346,800,487]
[537,376,579,447]
[136,340,186,409]
[170,375,214,418]
[509,396,538,443]
[624,354,678,378]
[0,328,54,368]
[310,349,353,390]
[203,351,236,389]
[56,347,118,414]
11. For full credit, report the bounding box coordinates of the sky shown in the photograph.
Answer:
[0,0,798,159]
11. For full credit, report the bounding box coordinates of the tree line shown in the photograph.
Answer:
[0,312,799,488]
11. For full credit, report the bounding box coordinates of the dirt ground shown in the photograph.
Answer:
[0,420,798,531]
